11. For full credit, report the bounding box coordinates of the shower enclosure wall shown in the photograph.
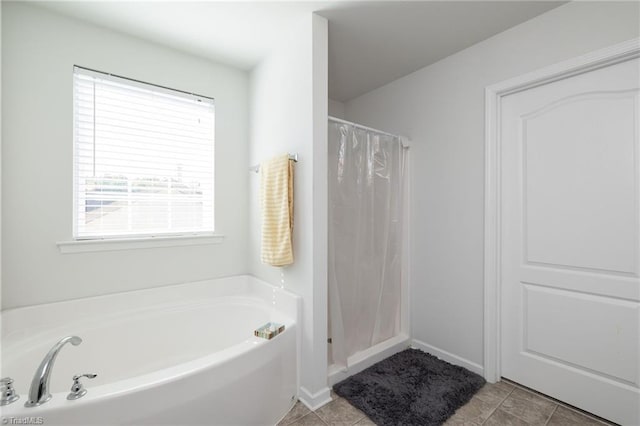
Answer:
[327,117,410,385]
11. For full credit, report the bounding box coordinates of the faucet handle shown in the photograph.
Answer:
[67,373,97,400]
[73,373,97,381]
[1,377,20,406]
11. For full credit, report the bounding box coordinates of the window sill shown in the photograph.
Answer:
[56,234,225,254]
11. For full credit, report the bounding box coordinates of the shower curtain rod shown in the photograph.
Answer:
[328,116,408,145]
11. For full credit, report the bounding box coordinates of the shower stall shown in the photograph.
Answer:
[327,116,410,384]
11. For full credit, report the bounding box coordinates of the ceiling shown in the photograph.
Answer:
[34,1,564,102]
[319,2,564,101]
[34,1,332,69]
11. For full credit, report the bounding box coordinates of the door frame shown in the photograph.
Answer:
[483,37,640,383]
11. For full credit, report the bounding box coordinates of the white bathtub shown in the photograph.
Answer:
[0,275,300,425]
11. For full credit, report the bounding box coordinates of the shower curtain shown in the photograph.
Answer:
[328,120,406,368]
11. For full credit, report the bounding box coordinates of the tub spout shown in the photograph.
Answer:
[25,336,82,407]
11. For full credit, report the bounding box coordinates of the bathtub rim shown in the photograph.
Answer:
[0,325,297,421]
[1,274,299,316]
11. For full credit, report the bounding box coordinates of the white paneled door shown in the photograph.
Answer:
[500,56,640,425]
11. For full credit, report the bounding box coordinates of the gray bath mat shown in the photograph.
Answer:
[333,348,485,425]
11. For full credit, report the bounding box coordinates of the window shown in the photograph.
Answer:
[73,66,215,239]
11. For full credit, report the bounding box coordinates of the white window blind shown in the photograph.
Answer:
[73,66,215,239]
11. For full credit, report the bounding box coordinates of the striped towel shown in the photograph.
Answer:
[260,154,294,266]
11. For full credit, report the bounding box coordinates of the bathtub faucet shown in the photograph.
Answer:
[25,335,83,407]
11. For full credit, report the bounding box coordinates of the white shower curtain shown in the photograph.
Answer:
[328,120,406,368]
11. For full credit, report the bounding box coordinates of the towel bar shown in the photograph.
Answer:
[249,154,298,173]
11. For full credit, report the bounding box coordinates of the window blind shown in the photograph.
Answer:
[73,66,215,239]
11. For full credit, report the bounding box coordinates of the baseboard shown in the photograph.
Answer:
[328,334,411,386]
[411,338,484,376]
[298,386,332,411]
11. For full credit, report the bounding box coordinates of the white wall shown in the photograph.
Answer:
[1,3,249,309]
[249,13,329,408]
[328,98,345,119]
[344,1,640,372]
[0,3,3,308]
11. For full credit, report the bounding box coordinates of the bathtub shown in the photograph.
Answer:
[0,275,300,425]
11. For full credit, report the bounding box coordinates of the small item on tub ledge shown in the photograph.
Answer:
[254,322,285,340]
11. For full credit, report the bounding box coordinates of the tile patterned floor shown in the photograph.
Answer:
[278,381,614,426]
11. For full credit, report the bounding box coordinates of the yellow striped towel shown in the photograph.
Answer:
[260,154,294,266]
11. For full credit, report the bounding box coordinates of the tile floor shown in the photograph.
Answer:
[278,380,614,426]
